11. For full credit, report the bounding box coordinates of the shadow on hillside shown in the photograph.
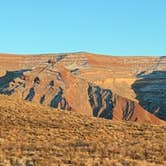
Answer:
[0,69,31,95]
[25,87,35,101]
[132,71,166,120]
[88,85,114,119]
[50,87,71,111]
[50,87,63,108]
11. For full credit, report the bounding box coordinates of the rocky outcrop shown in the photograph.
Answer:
[50,87,71,110]
[0,52,165,124]
[88,84,162,124]
[88,85,114,119]
[0,62,72,111]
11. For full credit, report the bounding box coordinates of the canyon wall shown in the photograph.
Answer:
[0,52,165,123]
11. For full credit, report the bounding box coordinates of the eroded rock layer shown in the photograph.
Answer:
[0,52,165,123]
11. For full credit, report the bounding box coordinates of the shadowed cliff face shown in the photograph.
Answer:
[122,100,135,121]
[50,87,71,110]
[132,71,166,120]
[88,85,114,119]
[0,69,31,95]
[87,84,162,124]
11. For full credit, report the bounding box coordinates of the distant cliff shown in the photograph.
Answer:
[0,52,165,123]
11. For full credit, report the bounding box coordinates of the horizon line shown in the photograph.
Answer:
[0,51,165,57]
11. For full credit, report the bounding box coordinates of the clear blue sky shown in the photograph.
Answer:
[0,0,165,56]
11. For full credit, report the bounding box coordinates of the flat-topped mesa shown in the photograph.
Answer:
[0,53,165,75]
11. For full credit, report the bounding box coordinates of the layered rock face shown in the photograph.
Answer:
[0,52,165,124]
[132,71,166,120]
[88,84,162,124]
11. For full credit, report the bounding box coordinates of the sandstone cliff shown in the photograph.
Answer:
[0,52,165,123]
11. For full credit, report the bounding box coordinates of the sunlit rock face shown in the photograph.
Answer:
[0,52,165,124]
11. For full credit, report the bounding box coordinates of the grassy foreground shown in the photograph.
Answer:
[0,95,166,166]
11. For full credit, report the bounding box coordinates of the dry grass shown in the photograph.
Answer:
[0,95,166,166]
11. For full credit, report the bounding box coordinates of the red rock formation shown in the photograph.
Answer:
[0,52,165,124]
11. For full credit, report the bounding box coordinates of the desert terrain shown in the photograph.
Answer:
[0,52,166,165]
[0,95,166,166]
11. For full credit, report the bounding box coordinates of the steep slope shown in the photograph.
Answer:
[0,52,165,122]
[0,95,166,166]
[88,84,162,124]
[132,71,166,120]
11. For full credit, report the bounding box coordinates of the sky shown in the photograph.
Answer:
[0,0,165,56]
